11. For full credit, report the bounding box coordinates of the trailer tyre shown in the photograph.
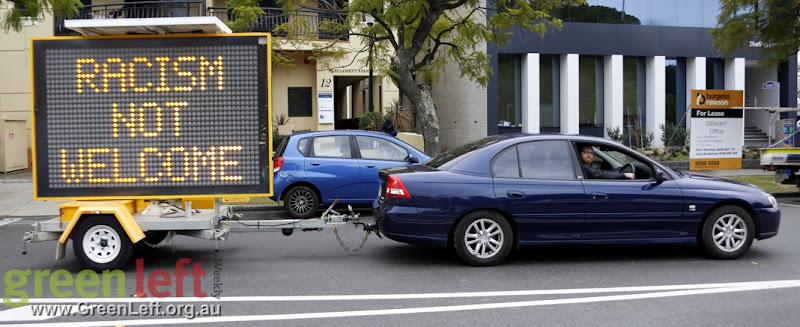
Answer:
[73,215,133,271]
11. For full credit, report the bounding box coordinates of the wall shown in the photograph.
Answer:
[272,52,318,132]
[0,8,54,160]
[745,65,779,138]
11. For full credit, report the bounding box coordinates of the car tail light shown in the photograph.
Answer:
[386,175,411,198]
[273,157,284,173]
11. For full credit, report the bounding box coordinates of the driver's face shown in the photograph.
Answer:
[579,147,594,164]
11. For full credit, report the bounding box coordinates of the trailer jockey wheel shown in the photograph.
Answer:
[73,215,133,271]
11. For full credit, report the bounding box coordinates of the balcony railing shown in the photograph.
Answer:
[53,2,347,40]
[54,1,205,36]
[207,7,348,40]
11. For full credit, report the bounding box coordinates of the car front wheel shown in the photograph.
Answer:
[701,205,754,259]
[284,185,319,219]
[453,210,513,266]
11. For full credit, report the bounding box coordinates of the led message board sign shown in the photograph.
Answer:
[31,34,272,199]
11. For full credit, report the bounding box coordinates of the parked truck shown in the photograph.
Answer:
[23,33,375,271]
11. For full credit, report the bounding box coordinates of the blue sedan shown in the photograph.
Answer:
[272,130,429,218]
[373,134,780,266]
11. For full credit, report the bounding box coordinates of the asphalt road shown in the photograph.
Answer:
[1,201,799,326]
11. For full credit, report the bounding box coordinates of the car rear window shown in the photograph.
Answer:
[425,136,503,170]
[274,135,291,157]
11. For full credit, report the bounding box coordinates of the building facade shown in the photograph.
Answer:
[0,0,397,169]
[432,0,798,151]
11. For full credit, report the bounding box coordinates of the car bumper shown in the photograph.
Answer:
[373,200,450,246]
[269,174,291,201]
[755,207,780,240]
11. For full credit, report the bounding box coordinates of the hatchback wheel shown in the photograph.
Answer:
[284,185,319,219]
[701,205,754,259]
[453,211,512,266]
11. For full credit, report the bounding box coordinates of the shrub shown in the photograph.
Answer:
[660,122,689,147]
[606,126,625,144]
[359,111,385,131]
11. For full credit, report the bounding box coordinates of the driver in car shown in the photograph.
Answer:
[579,145,635,179]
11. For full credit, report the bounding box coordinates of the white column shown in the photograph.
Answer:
[686,57,706,130]
[646,56,666,147]
[560,54,579,134]
[521,53,540,134]
[725,57,745,92]
[604,55,624,138]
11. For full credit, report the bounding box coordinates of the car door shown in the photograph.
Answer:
[304,134,362,202]
[354,135,414,201]
[493,140,586,242]
[578,144,684,239]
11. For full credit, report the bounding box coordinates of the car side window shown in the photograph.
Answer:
[297,138,309,156]
[518,141,574,179]
[491,146,520,178]
[311,135,352,158]
[356,136,409,161]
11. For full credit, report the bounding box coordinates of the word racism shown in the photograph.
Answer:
[76,56,224,94]
[3,258,210,308]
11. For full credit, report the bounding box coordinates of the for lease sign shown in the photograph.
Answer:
[689,90,744,170]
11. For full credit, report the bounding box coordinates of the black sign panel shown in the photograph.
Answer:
[32,35,271,199]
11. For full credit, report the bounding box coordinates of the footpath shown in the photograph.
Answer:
[1,168,793,218]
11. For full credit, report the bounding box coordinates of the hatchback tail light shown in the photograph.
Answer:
[273,157,284,173]
[386,175,411,198]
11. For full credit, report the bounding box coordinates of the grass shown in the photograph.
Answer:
[725,175,798,194]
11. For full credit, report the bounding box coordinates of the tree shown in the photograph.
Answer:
[710,0,800,63]
[2,0,83,32]
[242,0,584,155]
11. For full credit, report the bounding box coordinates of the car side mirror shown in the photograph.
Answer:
[408,153,420,163]
[655,170,667,184]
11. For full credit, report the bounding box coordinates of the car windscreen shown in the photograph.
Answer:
[425,136,504,170]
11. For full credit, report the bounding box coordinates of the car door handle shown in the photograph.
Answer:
[591,193,607,200]
[507,191,525,198]
[365,165,375,168]
[310,162,320,166]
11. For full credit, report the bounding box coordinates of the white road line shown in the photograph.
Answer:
[779,202,800,208]
[18,279,800,304]
[5,280,800,326]
[0,218,21,227]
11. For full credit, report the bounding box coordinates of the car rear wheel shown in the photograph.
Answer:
[701,205,754,259]
[284,185,319,219]
[453,211,512,266]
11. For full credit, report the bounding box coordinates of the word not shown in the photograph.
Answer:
[76,56,224,94]
[112,102,188,138]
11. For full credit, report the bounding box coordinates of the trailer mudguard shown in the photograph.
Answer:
[58,203,145,245]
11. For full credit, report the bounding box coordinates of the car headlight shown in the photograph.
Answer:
[767,195,778,208]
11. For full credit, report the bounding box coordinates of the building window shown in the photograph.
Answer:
[540,54,560,133]
[623,57,646,141]
[579,56,604,137]
[288,87,312,117]
[497,55,520,128]
[665,59,678,125]
[707,58,725,90]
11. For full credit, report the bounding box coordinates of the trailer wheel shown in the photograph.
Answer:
[73,215,133,271]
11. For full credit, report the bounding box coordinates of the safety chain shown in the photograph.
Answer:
[141,232,175,249]
[332,225,370,252]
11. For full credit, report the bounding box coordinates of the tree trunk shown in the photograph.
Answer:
[392,56,442,156]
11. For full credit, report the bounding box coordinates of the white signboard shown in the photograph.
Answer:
[318,93,334,124]
[689,109,744,170]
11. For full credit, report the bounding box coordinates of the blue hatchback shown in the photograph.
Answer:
[374,134,781,266]
[272,130,430,218]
